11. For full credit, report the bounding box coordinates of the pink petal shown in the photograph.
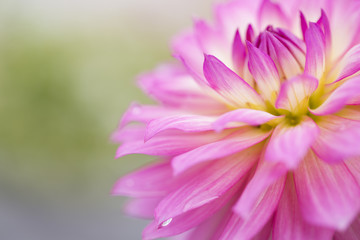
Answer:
[251,219,273,240]
[179,202,231,240]
[138,64,226,113]
[294,151,360,230]
[194,19,231,70]
[311,76,360,115]
[118,103,181,128]
[300,11,308,40]
[111,161,173,198]
[264,117,319,169]
[328,0,360,61]
[335,106,360,121]
[143,176,244,239]
[345,157,360,186]
[247,41,280,103]
[171,31,205,86]
[334,216,360,240]
[273,29,306,70]
[264,32,303,79]
[232,29,246,75]
[335,44,360,83]
[145,115,218,141]
[246,24,255,42]
[203,54,265,109]
[124,198,160,219]
[116,130,228,158]
[276,28,306,54]
[276,74,318,114]
[258,0,291,30]
[214,0,262,42]
[317,9,331,58]
[111,125,145,143]
[213,108,279,132]
[273,177,334,240]
[156,149,258,227]
[217,177,286,240]
[312,115,360,163]
[304,22,326,79]
[234,159,287,218]
[172,128,269,175]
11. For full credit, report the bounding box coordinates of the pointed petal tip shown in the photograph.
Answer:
[203,53,212,59]
[110,178,127,196]
[203,54,216,67]
[115,145,133,158]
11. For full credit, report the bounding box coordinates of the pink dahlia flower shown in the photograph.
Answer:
[112,0,360,239]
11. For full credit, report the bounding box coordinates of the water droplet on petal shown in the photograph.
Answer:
[160,218,172,227]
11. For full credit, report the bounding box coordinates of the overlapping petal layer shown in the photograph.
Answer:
[113,0,360,239]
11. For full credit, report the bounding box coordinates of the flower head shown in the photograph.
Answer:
[112,0,360,239]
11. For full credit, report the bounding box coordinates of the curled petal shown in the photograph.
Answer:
[276,74,318,114]
[294,151,360,231]
[203,54,265,109]
[232,29,246,75]
[276,28,306,54]
[247,41,281,104]
[138,64,226,113]
[304,22,326,80]
[264,32,303,79]
[317,9,331,58]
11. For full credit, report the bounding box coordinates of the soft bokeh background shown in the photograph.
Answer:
[0,0,213,239]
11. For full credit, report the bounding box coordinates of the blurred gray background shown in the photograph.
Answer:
[0,0,213,239]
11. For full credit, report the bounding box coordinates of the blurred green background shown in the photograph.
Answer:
[0,0,211,239]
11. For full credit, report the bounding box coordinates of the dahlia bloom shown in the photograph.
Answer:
[112,0,360,239]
